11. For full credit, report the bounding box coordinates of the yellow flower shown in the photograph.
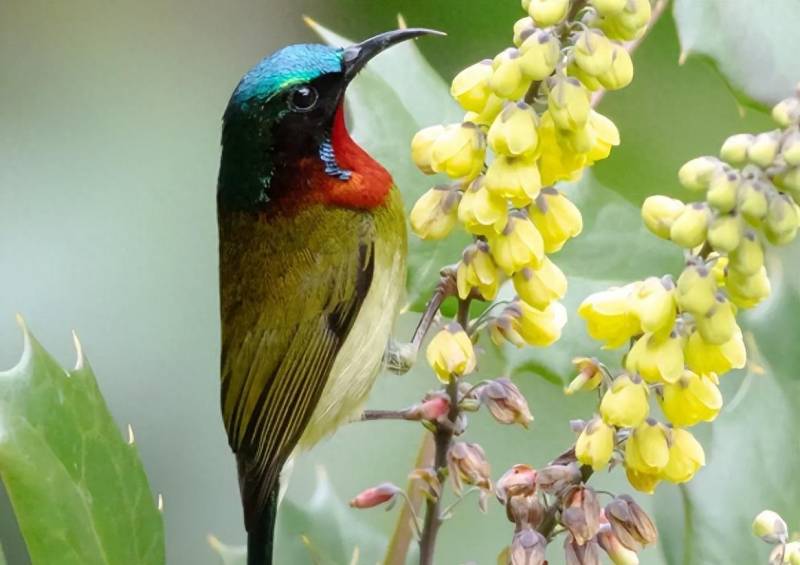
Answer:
[752,510,789,545]
[458,177,508,236]
[450,60,494,113]
[527,0,569,27]
[625,419,670,479]
[765,193,800,245]
[489,211,545,275]
[410,125,446,174]
[590,0,626,16]
[728,230,764,276]
[489,48,530,100]
[512,17,535,48]
[529,188,583,253]
[630,276,677,334]
[625,329,684,384]
[747,131,780,168]
[678,156,719,191]
[573,29,615,77]
[431,122,486,180]
[518,28,560,80]
[578,283,641,349]
[660,428,705,484]
[409,185,461,240]
[684,326,746,377]
[719,133,753,166]
[576,416,615,471]
[737,179,769,222]
[548,76,591,131]
[585,110,621,163]
[707,213,742,253]
[694,294,738,345]
[492,300,567,348]
[465,94,505,127]
[597,44,634,91]
[565,357,603,395]
[537,111,588,185]
[625,466,661,495]
[726,266,771,309]
[568,59,603,91]
[641,195,686,240]
[781,131,800,166]
[772,95,800,127]
[706,169,739,213]
[669,203,709,249]
[426,323,476,382]
[658,370,722,427]
[457,241,500,301]
[600,373,649,427]
[485,155,542,207]
[676,261,717,316]
[599,0,651,41]
[512,256,567,309]
[488,101,539,157]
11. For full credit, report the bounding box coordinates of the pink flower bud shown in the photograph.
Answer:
[497,464,538,504]
[349,482,401,509]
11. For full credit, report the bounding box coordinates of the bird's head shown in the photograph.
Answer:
[219,28,444,210]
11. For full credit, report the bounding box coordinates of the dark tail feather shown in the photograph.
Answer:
[247,487,279,565]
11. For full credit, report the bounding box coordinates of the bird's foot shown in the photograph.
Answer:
[383,339,418,375]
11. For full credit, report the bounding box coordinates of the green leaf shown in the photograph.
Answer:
[307,18,468,311]
[672,0,800,109]
[0,319,164,565]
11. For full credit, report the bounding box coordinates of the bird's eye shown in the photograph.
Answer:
[288,85,319,112]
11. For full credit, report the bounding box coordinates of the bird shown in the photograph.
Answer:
[216,28,443,565]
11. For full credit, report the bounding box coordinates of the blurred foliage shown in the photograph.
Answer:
[0,320,164,564]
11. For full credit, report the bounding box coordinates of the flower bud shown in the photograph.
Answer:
[772,96,800,127]
[776,167,800,202]
[565,534,602,565]
[695,293,737,345]
[513,256,567,309]
[605,495,658,549]
[507,495,546,529]
[519,28,560,80]
[781,131,800,166]
[458,177,509,236]
[625,419,670,475]
[431,122,485,180]
[488,102,540,157]
[426,323,476,382]
[496,464,537,503]
[624,467,660,495]
[598,44,634,91]
[625,330,685,384]
[409,185,461,240]
[485,155,543,207]
[503,299,568,347]
[574,29,615,76]
[728,230,763,275]
[678,156,719,191]
[527,0,569,27]
[467,93,505,127]
[747,131,781,168]
[590,0,627,16]
[537,110,589,185]
[707,212,743,253]
[490,48,530,99]
[349,482,401,509]
[549,77,591,131]
[737,178,769,222]
[707,169,739,213]
[586,110,621,163]
[513,17,536,48]
[765,192,800,245]
[669,203,709,248]
[489,312,527,348]
[476,378,534,427]
[489,211,545,274]
[509,528,547,565]
[451,60,494,113]
[448,441,492,492]
[726,265,771,308]
[578,283,642,349]
[569,59,603,91]
[599,0,651,41]
[576,415,616,471]
[684,326,746,377]
[658,370,722,426]
[566,357,604,395]
[719,133,754,166]
[562,486,603,545]
[661,427,705,483]
[676,261,717,316]
[600,374,649,427]
[457,240,500,300]
[597,524,640,565]
[536,463,581,495]
[641,195,686,239]
[752,510,788,544]
[529,188,583,253]
[411,125,446,174]
[630,276,677,334]
[407,392,451,422]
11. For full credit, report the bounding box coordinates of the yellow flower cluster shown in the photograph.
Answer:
[411,0,651,355]
[573,88,800,494]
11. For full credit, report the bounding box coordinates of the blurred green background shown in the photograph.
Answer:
[2,1,799,564]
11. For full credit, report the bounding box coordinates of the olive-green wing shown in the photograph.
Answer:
[218,208,374,529]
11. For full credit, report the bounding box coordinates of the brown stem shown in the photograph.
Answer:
[361,409,413,421]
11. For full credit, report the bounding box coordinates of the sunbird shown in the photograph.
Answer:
[217,28,443,565]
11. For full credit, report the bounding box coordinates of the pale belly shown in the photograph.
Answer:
[297,238,405,449]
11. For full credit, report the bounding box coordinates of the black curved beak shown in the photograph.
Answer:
[342,28,446,82]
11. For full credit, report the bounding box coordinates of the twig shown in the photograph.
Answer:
[411,269,458,350]
[361,409,413,421]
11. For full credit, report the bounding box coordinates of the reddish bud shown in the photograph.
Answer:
[349,482,401,509]
[497,464,538,504]
[408,392,451,422]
